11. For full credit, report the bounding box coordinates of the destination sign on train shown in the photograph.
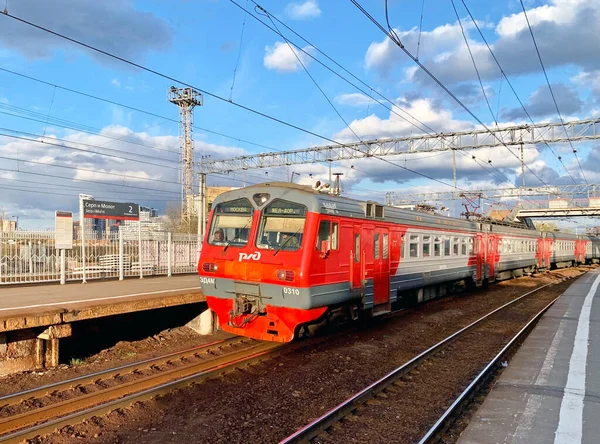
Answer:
[83,200,140,220]
[218,205,252,213]
[265,206,305,215]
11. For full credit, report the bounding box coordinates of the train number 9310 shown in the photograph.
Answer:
[283,287,300,296]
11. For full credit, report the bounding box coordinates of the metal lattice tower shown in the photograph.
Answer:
[168,86,203,221]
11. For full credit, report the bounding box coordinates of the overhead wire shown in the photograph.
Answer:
[1,8,475,195]
[0,166,178,196]
[0,67,284,154]
[447,0,527,190]
[0,176,179,201]
[0,127,180,170]
[0,102,182,157]
[352,0,550,188]
[459,0,580,185]
[239,0,526,200]
[241,0,475,157]
[244,0,549,198]
[0,134,182,186]
[449,0,496,126]
[518,0,588,184]
[256,3,464,193]
[1,11,374,150]
[416,0,426,61]
[229,0,249,102]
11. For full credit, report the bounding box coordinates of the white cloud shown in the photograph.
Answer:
[572,70,600,95]
[336,93,377,107]
[334,97,475,142]
[264,41,314,73]
[284,1,321,20]
[73,168,153,182]
[0,172,16,180]
[111,78,121,88]
[35,155,57,165]
[365,21,481,77]
[496,0,584,37]
[366,0,600,86]
[0,124,250,220]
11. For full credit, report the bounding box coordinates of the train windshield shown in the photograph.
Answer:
[257,199,307,251]
[208,198,253,246]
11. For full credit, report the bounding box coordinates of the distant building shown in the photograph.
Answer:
[120,206,165,239]
[0,220,17,231]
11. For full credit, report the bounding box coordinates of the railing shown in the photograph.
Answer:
[0,230,199,285]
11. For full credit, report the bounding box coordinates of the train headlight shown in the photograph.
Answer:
[253,193,270,206]
[277,269,295,281]
[202,262,218,272]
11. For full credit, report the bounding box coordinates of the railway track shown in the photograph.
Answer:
[280,283,560,444]
[0,336,284,443]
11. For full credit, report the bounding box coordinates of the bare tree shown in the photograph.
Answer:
[162,202,198,234]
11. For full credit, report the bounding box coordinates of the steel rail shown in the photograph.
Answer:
[279,283,552,444]
[417,295,560,443]
[0,339,283,442]
[0,337,244,406]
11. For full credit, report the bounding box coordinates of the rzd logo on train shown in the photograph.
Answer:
[238,251,261,261]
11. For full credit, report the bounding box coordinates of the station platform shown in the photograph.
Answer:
[0,275,204,375]
[0,275,204,333]
[459,269,600,444]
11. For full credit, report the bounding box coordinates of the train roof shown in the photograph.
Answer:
[211,182,559,236]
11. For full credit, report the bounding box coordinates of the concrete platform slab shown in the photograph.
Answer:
[0,275,204,333]
[459,270,600,444]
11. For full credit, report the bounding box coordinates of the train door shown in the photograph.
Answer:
[351,225,363,289]
[373,227,390,306]
[487,235,497,280]
[475,233,484,283]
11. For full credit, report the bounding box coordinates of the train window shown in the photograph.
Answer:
[410,235,419,258]
[461,238,467,255]
[434,237,442,256]
[422,235,431,257]
[468,238,474,255]
[332,223,339,250]
[316,221,330,251]
[354,234,360,262]
[257,199,307,251]
[374,232,380,259]
[383,234,389,259]
[444,237,451,256]
[209,198,253,246]
[453,237,459,255]
[401,235,405,258]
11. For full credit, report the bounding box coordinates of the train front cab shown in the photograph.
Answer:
[199,187,375,342]
[199,193,327,342]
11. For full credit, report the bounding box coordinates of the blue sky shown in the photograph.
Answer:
[0,0,599,229]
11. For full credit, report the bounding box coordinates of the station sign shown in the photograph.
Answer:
[55,211,73,250]
[83,200,140,220]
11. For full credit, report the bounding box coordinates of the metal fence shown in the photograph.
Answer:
[0,230,199,285]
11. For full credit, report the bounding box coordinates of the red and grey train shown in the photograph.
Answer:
[198,182,600,342]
